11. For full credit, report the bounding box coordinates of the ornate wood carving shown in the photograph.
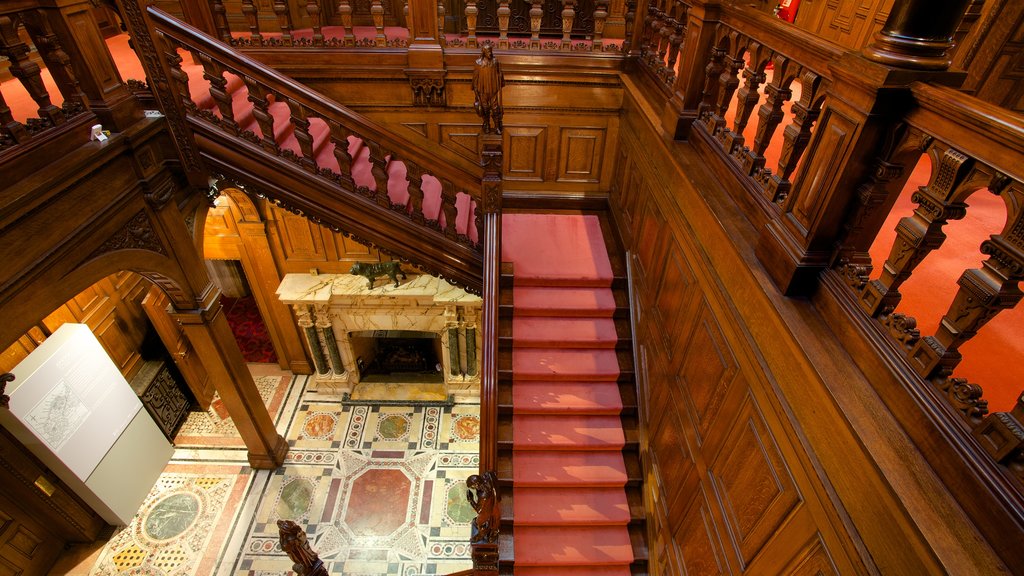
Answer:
[408,73,446,107]
[467,470,500,543]
[0,373,11,409]
[277,520,328,575]
[88,211,167,260]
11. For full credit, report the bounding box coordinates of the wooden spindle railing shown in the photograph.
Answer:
[497,0,510,49]
[338,0,355,46]
[240,0,262,41]
[561,0,575,50]
[0,15,62,126]
[272,0,293,44]
[22,10,86,109]
[210,0,231,41]
[306,0,324,45]
[530,0,543,49]
[371,0,386,46]
[465,0,478,48]
[593,0,608,49]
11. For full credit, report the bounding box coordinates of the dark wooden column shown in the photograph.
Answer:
[40,0,142,130]
[864,0,973,70]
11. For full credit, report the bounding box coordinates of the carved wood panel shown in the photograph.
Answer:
[557,127,605,183]
[504,125,547,181]
[674,487,728,576]
[678,299,741,447]
[278,210,330,262]
[440,123,482,161]
[795,0,891,51]
[787,537,841,575]
[709,391,803,569]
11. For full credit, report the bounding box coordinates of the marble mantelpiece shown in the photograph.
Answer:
[277,273,482,400]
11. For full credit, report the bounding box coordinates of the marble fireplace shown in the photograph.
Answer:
[277,272,482,401]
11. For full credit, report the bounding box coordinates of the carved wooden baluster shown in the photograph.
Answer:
[0,89,30,144]
[372,0,386,47]
[437,0,448,45]
[197,55,238,132]
[162,38,197,113]
[715,51,743,119]
[561,0,576,50]
[307,0,325,45]
[440,179,459,238]
[0,15,61,125]
[729,52,766,146]
[593,0,608,50]
[240,0,263,43]
[209,0,232,41]
[366,140,391,205]
[497,0,510,49]
[864,146,974,317]
[22,11,86,109]
[642,6,660,61]
[465,0,478,48]
[530,0,543,49]
[767,70,822,202]
[658,14,673,64]
[273,0,294,44]
[405,163,426,223]
[745,55,792,176]
[285,98,318,172]
[666,17,685,82]
[698,42,726,121]
[909,176,1023,380]
[327,120,355,186]
[338,0,355,46]
[243,79,279,153]
[622,0,637,54]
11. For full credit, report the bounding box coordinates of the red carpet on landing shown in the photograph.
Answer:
[503,213,633,575]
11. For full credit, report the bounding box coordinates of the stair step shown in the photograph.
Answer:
[513,451,627,487]
[514,487,630,526]
[513,415,625,450]
[512,381,623,414]
[514,526,633,566]
[513,349,620,381]
[502,213,613,287]
[515,567,632,576]
[513,317,618,349]
[513,286,616,317]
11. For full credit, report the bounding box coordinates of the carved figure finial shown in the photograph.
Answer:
[472,43,505,135]
[0,373,12,409]
[277,520,327,576]
[466,470,500,543]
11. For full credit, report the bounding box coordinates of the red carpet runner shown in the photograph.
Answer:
[502,213,632,574]
[221,295,277,364]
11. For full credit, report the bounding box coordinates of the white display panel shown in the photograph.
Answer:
[6,323,142,480]
[1,323,173,525]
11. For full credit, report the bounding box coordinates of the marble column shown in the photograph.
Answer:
[296,305,329,377]
[315,304,344,377]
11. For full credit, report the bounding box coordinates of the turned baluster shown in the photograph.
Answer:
[465,0,479,48]
[440,179,458,238]
[908,182,1024,380]
[497,0,510,49]
[438,0,447,45]
[0,15,62,125]
[622,0,636,54]
[338,0,355,46]
[641,5,659,59]
[327,120,355,187]
[658,15,673,64]
[162,38,197,112]
[240,0,263,43]
[366,140,391,205]
[861,146,975,317]
[731,58,767,139]
[666,18,684,82]
[593,0,609,50]
[273,0,294,44]
[307,0,325,45]
[22,11,86,109]
[285,99,318,172]
[744,56,791,176]
[371,0,386,47]
[767,70,822,202]
[530,0,543,49]
[405,163,426,223]
[561,0,576,50]
[243,79,279,153]
[698,44,726,121]
[715,52,743,118]
[209,0,232,41]
[198,55,238,132]
[0,90,30,144]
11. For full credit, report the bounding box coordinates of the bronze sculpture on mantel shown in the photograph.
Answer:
[472,43,505,135]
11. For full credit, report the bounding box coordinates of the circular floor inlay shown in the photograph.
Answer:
[302,412,338,439]
[452,415,480,441]
[143,493,200,541]
[377,414,410,440]
[277,478,314,520]
[446,482,475,524]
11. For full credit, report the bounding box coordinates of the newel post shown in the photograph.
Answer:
[667,0,722,140]
[755,0,972,296]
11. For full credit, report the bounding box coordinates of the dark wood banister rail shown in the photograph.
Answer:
[146,5,485,195]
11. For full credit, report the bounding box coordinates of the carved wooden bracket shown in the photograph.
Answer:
[0,373,12,409]
[406,70,446,107]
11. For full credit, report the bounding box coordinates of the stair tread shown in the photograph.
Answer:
[513,349,620,381]
[514,526,634,565]
[513,451,627,486]
[502,214,613,286]
[514,567,632,576]
[514,286,616,317]
[513,487,630,525]
[513,317,618,348]
[513,414,625,449]
[512,381,623,414]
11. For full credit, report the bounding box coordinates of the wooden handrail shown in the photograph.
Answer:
[716,4,846,77]
[146,5,485,194]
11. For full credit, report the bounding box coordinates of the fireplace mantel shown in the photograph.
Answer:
[277,273,482,401]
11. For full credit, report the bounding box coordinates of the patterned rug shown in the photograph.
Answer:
[222,296,277,364]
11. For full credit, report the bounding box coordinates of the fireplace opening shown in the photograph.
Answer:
[349,330,444,383]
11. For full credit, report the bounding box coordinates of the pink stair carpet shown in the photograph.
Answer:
[503,213,632,574]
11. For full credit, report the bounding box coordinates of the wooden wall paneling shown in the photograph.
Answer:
[336,232,377,262]
[795,0,892,51]
[503,125,547,182]
[557,126,606,183]
[784,536,841,576]
[655,243,700,370]
[142,285,215,408]
[277,209,330,263]
[439,123,483,161]
[673,486,730,576]
[202,202,243,260]
[0,491,63,576]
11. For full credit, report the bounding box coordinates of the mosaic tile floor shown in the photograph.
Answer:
[83,367,478,576]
